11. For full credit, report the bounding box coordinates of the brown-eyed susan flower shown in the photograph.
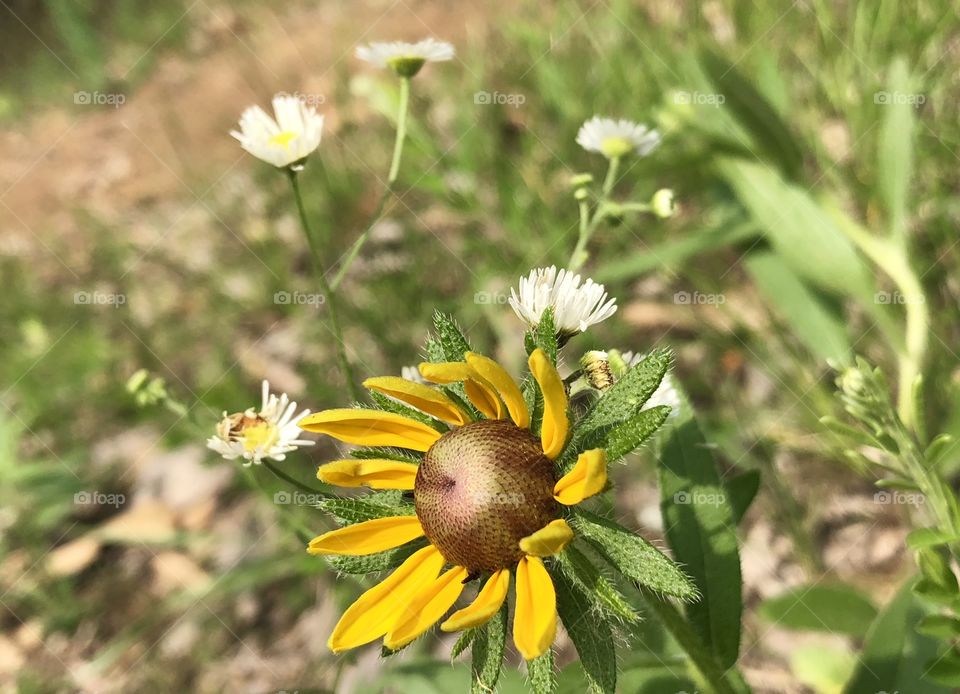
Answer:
[298,349,608,660]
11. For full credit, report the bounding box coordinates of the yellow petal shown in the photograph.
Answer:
[385,565,469,649]
[518,519,574,557]
[316,459,418,490]
[363,376,469,426]
[328,545,444,652]
[418,362,504,420]
[513,556,557,660]
[441,569,510,631]
[308,516,424,556]
[553,449,608,504]
[298,409,441,452]
[528,349,569,459]
[466,353,530,428]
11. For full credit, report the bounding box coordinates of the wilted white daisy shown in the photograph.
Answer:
[355,38,454,77]
[230,94,324,170]
[576,117,661,159]
[509,266,617,337]
[207,380,314,466]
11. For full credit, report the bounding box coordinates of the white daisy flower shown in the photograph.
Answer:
[230,94,324,170]
[207,380,314,466]
[355,38,455,77]
[509,266,617,337]
[401,365,428,384]
[576,116,661,159]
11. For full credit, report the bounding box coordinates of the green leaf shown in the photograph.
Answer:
[527,648,556,693]
[532,307,559,363]
[877,57,915,238]
[916,615,960,640]
[758,584,878,638]
[570,509,697,600]
[700,48,804,177]
[745,251,852,364]
[471,602,507,693]
[790,644,857,694]
[595,219,758,282]
[844,579,948,694]
[552,563,617,694]
[370,391,447,431]
[718,157,873,299]
[351,446,424,464]
[658,401,742,669]
[451,628,476,660]
[725,469,761,525]
[925,651,960,687]
[601,406,671,464]
[320,491,414,524]
[433,311,472,362]
[327,541,424,574]
[562,351,671,468]
[916,547,960,593]
[907,528,960,550]
[556,544,638,623]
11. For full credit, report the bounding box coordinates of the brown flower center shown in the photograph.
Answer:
[414,419,558,572]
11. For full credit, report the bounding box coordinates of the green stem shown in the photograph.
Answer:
[569,156,622,272]
[261,458,325,496]
[331,76,411,291]
[834,216,929,432]
[640,590,746,694]
[287,170,361,402]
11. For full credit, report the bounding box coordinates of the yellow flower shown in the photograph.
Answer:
[299,349,608,660]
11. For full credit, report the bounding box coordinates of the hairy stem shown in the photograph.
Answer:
[332,76,411,290]
[288,170,360,402]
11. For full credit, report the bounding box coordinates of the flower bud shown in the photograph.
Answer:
[651,189,676,218]
[580,350,614,391]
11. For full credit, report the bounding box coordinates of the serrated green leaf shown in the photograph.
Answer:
[556,544,638,623]
[658,402,742,669]
[527,648,555,693]
[369,391,448,431]
[320,491,414,524]
[570,509,697,600]
[451,628,477,660]
[532,307,558,363]
[326,540,424,574]
[552,564,616,694]
[472,602,507,693]
[562,351,671,468]
[877,57,915,238]
[758,584,877,638]
[351,446,424,464]
[844,580,947,694]
[601,406,670,464]
[433,311,472,362]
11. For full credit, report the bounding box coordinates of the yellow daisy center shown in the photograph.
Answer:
[268,130,299,148]
[414,419,558,573]
[599,135,633,158]
[241,421,279,452]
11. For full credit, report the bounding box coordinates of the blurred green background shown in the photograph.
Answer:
[1,0,958,691]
